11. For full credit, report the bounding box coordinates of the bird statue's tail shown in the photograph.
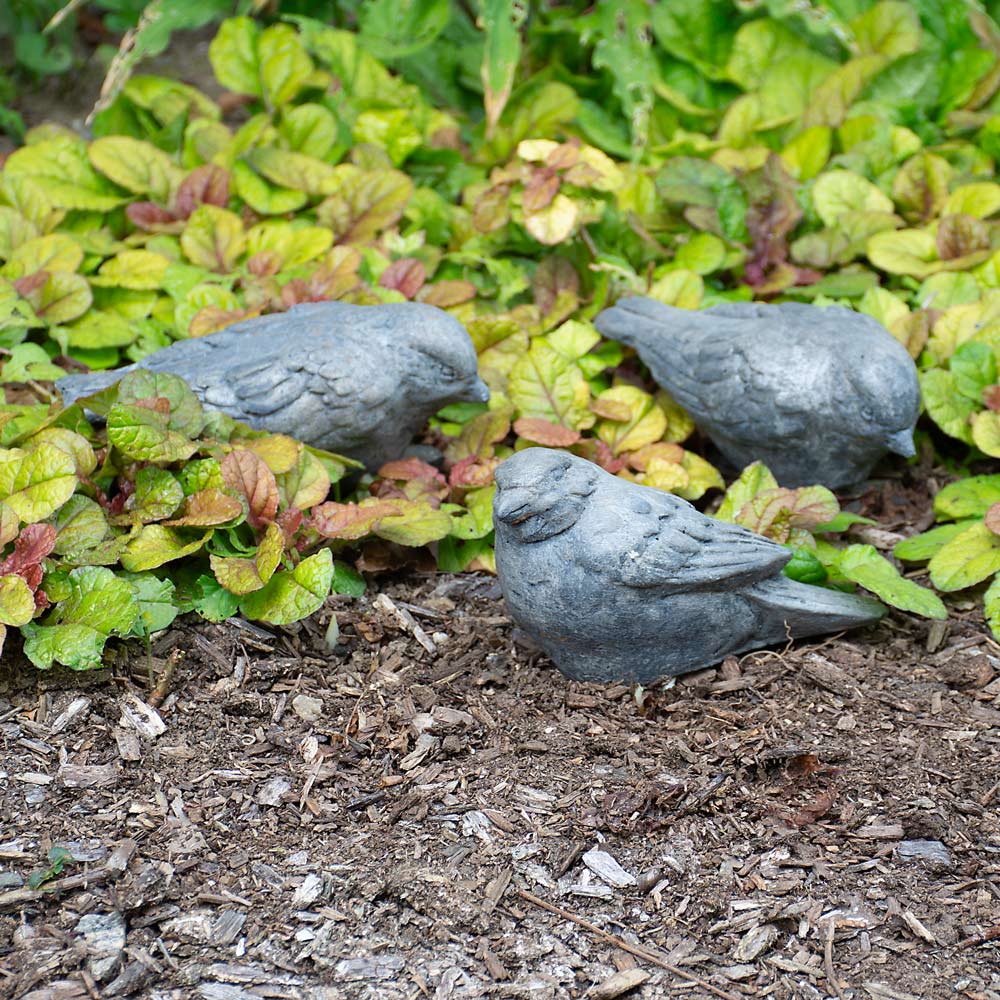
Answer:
[593,296,692,349]
[750,575,886,639]
[56,366,136,407]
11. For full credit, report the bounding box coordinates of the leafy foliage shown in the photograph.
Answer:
[6,4,1000,663]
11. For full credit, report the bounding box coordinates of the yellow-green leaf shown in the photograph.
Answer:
[88,137,183,201]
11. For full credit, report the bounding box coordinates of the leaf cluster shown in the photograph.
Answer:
[4,4,1000,660]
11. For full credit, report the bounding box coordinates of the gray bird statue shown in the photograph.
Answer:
[56,301,489,471]
[493,448,885,684]
[593,298,920,490]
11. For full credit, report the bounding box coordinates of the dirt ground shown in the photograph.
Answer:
[1,562,999,1000]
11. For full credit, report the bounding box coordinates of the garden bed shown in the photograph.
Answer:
[2,567,998,1000]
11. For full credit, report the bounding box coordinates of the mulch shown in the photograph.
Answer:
[1,571,999,1000]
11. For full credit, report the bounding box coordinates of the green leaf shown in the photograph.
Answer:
[332,559,366,596]
[812,170,895,228]
[316,168,414,243]
[0,573,36,627]
[209,17,262,98]
[0,343,66,384]
[838,544,945,619]
[91,250,172,291]
[375,501,453,546]
[930,520,1000,592]
[3,136,128,212]
[88,137,182,201]
[983,574,1000,641]
[117,370,205,437]
[258,23,315,110]
[715,461,779,522]
[919,369,976,443]
[851,2,921,59]
[121,525,212,572]
[951,341,997,402]
[353,110,423,166]
[894,521,976,562]
[21,566,140,670]
[125,467,185,524]
[972,411,1000,458]
[192,573,240,622]
[509,340,591,431]
[934,475,1000,520]
[238,547,333,625]
[782,547,827,586]
[4,233,82,278]
[122,572,179,635]
[107,404,197,464]
[0,443,77,522]
[64,311,136,351]
[480,0,526,138]
[180,205,246,273]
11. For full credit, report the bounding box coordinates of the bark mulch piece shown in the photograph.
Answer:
[1,574,999,999]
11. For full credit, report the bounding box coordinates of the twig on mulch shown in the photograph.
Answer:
[824,920,848,1000]
[148,649,183,709]
[958,923,1000,948]
[514,889,741,1000]
[0,839,135,912]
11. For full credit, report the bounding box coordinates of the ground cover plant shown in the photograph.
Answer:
[3,1,1000,668]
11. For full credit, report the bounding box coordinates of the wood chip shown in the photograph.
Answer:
[582,849,636,888]
[587,968,650,999]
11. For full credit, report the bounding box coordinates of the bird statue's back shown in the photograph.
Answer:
[493,448,885,684]
[594,298,920,490]
[57,301,489,471]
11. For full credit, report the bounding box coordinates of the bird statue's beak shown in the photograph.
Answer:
[493,485,531,524]
[466,377,490,404]
[887,428,916,458]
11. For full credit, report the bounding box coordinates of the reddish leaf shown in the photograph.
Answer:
[13,270,49,297]
[986,503,1000,536]
[513,417,581,447]
[188,306,258,337]
[984,385,1000,411]
[0,523,57,590]
[522,171,560,213]
[276,507,303,546]
[572,438,627,474]
[379,258,426,299]
[937,213,990,260]
[222,449,279,530]
[126,202,179,230]
[533,256,579,314]
[744,155,801,292]
[785,789,836,828]
[448,456,499,488]
[310,498,404,540]
[247,250,283,277]
[378,457,447,485]
[626,442,685,471]
[545,139,580,171]
[418,280,477,308]
[175,164,231,218]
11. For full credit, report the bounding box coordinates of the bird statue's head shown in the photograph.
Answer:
[845,318,921,458]
[494,448,599,543]
[380,303,489,406]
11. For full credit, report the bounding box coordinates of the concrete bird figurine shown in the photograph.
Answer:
[493,448,885,683]
[593,298,920,490]
[57,301,489,471]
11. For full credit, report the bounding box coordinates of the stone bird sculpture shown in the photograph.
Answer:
[593,298,920,490]
[57,301,489,471]
[493,448,885,683]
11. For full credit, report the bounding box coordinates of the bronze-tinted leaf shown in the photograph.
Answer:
[222,449,279,530]
[513,417,581,447]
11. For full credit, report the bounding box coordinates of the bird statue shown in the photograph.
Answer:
[493,448,886,684]
[57,301,489,471]
[593,298,920,490]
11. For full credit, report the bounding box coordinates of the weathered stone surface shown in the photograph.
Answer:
[594,298,920,489]
[494,448,885,683]
[57,302,488,472]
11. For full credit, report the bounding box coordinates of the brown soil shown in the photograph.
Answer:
[1,572,998,1000]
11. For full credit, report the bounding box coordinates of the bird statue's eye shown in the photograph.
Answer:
[860,406,875,422]
[437,362,457,379]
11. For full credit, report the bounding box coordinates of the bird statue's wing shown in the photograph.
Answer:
[604,487,791,592]
[596,300,813,439]
[197,343,397,431]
